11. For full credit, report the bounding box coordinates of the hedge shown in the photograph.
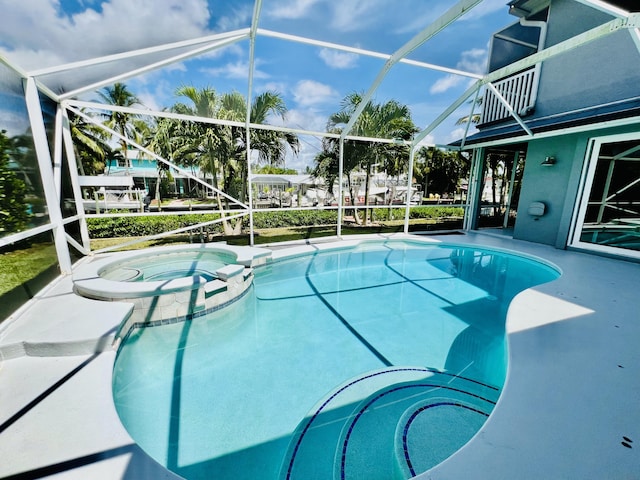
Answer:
[86,206,464,238]
[86,214,223,238]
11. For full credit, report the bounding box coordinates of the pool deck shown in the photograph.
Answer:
[1,233,639,479]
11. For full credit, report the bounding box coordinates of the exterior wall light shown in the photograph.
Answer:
[541,156,556,167]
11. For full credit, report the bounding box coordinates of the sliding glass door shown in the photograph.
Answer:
[571,132,640,259]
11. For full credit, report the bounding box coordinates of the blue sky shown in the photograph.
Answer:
[0,0,517,171]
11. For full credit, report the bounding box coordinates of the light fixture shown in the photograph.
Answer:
[541,156,556,167]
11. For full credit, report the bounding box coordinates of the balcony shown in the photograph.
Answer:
[480,66,538,125]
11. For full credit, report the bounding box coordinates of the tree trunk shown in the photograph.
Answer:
[155,176,161,212]
[346,173,362,225]
[208,151,234,236]
[363,160,372,225]
[229,152,248,237]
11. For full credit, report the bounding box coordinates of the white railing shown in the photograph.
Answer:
[480,67,537,125]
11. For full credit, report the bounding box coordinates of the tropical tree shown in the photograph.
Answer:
[455,96,483,126]
[0,130,29,235]
[253,165,298,174]
[68,110,113,175]
[414,147,470,198]
[221,90,299,205]
[155,86,298,234]
[316,92,417,224]
[96,82,144,169]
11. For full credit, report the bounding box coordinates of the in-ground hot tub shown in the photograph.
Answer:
[73,243,272,343]
[99,249,236,282]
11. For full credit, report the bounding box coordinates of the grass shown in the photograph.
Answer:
[0,242,58,296]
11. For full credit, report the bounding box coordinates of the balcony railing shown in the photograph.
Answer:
[480,67,538,125]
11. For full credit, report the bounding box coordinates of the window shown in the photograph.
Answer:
[117,158,132,168]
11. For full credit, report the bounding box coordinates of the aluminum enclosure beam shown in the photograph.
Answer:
[414,12,640,149]
[257,29,483,80]
[29,29,250,77]
[573,0,630,18]
[60,34,248,101]
[23,77,72,273]
[339,0,483,141]
[246,0,263,246]
[66,105,248,210]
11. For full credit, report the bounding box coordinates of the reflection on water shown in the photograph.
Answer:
[112,241,559,480]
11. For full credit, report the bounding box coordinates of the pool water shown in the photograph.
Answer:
[100,250,235,282]
[112,241,559,479]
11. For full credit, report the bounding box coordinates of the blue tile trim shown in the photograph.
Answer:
[119,284,252,345]
[401,401,489,477]
[284,367,498,479]
[339,384,495,480]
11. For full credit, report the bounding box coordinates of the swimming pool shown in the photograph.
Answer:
[112,239,559,479]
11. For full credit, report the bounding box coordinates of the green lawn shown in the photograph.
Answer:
[0,242,58,296]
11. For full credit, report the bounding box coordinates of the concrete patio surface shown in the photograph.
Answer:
[0,233,638,479]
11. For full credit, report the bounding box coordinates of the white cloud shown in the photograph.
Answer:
[457,48,487,75]
[285,135,323,173]
[430,48,487,94]
[328,0,388,32]
[0,0,212,70]
[430,75,464,94]
[447,123,479,143]
[267,107,329,172]
[259,81,289,96]
[269,0,386,32]
[415,135,436,148]
[0,107,30,137]
[283,108,328,133]
[202,60,269,80]
[292,80,338,107]
[318,48,358,69]
[447,127,467,143]
[268,0,322,20]
[133,81,172,112]
[214,4,253,31]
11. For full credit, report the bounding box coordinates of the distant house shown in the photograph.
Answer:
[104,150,210,197]
[454,0,640,260]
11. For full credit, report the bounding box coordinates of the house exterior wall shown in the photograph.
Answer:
[531,0,640,118]
[477,0,640,250]
[513,123,640,247]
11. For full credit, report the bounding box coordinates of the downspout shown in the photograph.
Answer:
[519,18,547,114]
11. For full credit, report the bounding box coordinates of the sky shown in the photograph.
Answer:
[0,0,517,172]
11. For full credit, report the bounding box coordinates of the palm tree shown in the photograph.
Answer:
[164,86,298,234]
[455,96,483,126]
[319,92,417,224]
[414,147,470,199]
[168,86,229,213]
[68,110,113,175]
[96,82,144,171]
[220,91,299,206]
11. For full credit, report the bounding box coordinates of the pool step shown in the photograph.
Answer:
[280,367,499,480]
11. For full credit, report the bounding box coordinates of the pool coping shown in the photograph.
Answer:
[72,243,271,299]
[1,232,638,479]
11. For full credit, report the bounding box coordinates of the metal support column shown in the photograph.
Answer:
[464,147,485,231]
[23,77,73,273]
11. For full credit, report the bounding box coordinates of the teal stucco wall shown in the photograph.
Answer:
[513,124,640,248]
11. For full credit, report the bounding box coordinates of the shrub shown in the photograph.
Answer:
[87,214,223,238]
[251,210,338,228]
[372,206,464,221]
[86,206,464,238]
